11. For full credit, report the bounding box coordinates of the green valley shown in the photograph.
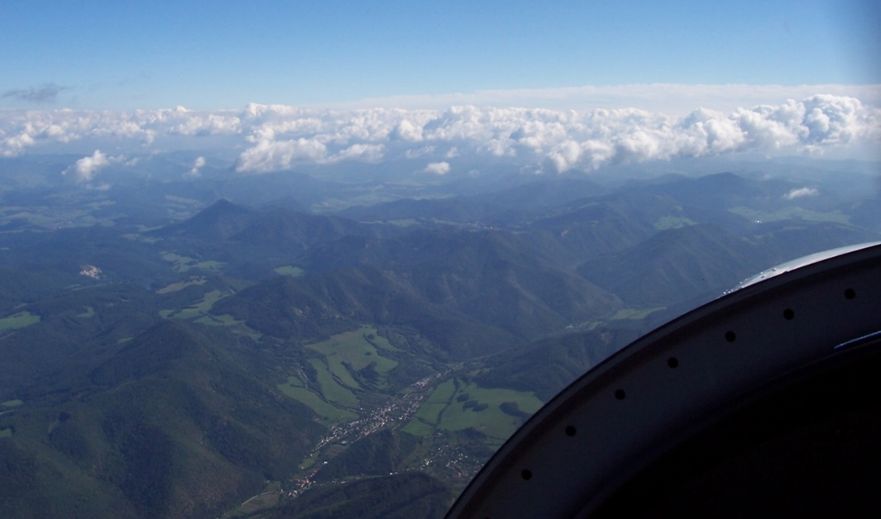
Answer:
[404,378,542,443]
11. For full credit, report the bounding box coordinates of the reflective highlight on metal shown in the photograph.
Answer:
[727,241,880,293]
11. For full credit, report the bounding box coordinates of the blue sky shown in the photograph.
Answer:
[1,0,879,109]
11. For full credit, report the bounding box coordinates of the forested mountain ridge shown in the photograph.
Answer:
[1,159,878,518]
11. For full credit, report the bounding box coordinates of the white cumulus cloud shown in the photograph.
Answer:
[328,143,385,163]
[784,187,819,200]
[1,90,878,175]
[188,156,206,176]
[236,137,327,173]
[424,161,451,175]
[64,149,110,183]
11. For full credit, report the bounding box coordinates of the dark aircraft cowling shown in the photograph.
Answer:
[448,242,881,518]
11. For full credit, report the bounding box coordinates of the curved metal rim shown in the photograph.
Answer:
[448,243,881,518]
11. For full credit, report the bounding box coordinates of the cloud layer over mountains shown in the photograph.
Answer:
[1,94,879,177]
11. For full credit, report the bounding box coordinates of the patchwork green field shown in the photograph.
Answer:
[161,290,227,319]
[306,325,399,387]
[0,311,41,331]
[273,265,305,278]
[156,276,207,294]
[730,206,850,224]
[403,379,457,438]
[654,215,696,230]
[610,307,665,320]
[309,358,359,407]
[122,232,160,244]
[275,326,400,422]
[192,313,263,341]
[76,306,96,318]
[277,375,357,421]
[404,378,543,443]
[161,251,224,273]
[223,481,282,518]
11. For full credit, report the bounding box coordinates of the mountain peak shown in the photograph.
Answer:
[197,198,250,217]
[156,199,255,240]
